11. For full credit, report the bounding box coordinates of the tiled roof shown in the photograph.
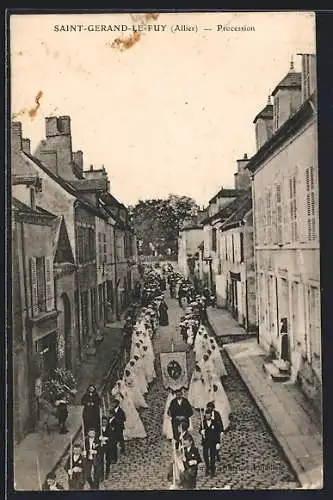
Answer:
[246,97,315,174]
[22,151,109,220]
[208,188,241,205]
[70,178,108,192]
[12,197,56,219]
[253,104,273,123]
[220,193,252,230]
[202,191,249,224]
[271,71,301,97]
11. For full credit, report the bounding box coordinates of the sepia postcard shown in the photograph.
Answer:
[9,10,322,491]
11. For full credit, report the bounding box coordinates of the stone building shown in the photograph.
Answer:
[12,116,137,442]
[217,192,256,331]
[177,216,204,281]
[246,55,321,411]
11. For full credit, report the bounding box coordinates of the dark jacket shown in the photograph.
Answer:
[81,393,101,416]
[64,453,86,486]
[168,397,193,420]
[183,445,202,470]
[85,436,101,462]
[210,409,223,431]
[200,417,223,445]
[111,407,126,431]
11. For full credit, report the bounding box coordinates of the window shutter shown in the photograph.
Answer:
[30,257,39,316]
[45,256,54,311]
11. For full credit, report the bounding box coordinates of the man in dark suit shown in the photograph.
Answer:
[84,428,102,489]
[181,434,202,489]
[200,407,223,477]
[167,390,193,448]
[111,399,126,455]
[206,401,224,461]
[98,415,115,479]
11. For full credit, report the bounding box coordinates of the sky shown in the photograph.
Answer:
[10,11,316,207]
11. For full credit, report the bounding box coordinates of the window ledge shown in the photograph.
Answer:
[27,309,58,326]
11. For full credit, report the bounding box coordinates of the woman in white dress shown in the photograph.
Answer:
[162,391,174,439]
[111,379,147,440]
[209,339,227,377]
[187,364,210,409]
[123,368,148,409]
[128,357,148,395]
[142,344,156,384]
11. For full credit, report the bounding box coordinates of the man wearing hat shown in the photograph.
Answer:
[200,407,223,477]
[167,389,193,449]
[206,401,224,462]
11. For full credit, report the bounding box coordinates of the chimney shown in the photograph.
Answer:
[34,115,75,181]
[45,116,71,137]
[22,138,31,155]
[11,122,22,152]
[72,150,84,178]
[235,153,251,190]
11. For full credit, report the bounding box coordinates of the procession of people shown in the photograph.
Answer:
[60,264,230,490]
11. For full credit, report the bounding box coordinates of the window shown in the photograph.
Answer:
[98,232,102,264]
[103,234,107,263]
[36,257,46,311]
[240,232,244,262]
[275,184,282,244]
[266,190,272,242]
[231,234,235,263]
[212,228,217,252]
[289,176,297,242]
[305,166,317,241]
[30,256,54,316]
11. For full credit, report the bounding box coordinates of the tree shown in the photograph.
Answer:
[129,195,200,257]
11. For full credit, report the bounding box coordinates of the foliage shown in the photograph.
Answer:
[129,195,199,257]
[41,368,77,403]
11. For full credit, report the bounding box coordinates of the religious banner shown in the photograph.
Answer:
[160,352,188,391]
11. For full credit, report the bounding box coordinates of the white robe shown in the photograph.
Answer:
[112,380,147,440]
[187,369,210,409]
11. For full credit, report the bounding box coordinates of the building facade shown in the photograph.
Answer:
[12,116,137,443]
[247,55,321,411]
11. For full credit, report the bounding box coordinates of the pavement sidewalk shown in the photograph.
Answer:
[207,306,253,338]
[207,308,323,488]
[14,321,125,491]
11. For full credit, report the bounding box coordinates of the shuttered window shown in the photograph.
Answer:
[30,257,39,317]
[30,256,54,315]
[275,184,282,244]
[45,256,54,311]
[306,166,317,241]
[289,176,297,242]
[103,234,107,263]
[266,190,272,243]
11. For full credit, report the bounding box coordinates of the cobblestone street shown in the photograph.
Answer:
[55,297,299,490]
